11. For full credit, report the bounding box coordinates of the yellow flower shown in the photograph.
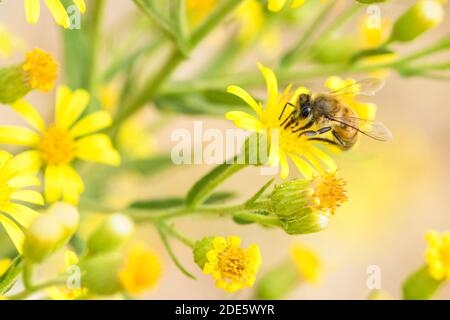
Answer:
[0,259,11,277]
[119,243,162,295]
[425,230,450,281]
[0,86,121,205]
[325,76,377,121]
[0,25,24,58]
[0,151,43,253]
[186,0,218,26]
[226,64,337,179]
[24,0,86,28]
[22,48,58,92]
[46,250,88,300]
[290,244,323,284]
[203,236,261,293]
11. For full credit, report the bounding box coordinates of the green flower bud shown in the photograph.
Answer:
[280,210,330,235]
[48,202,79,241]
[80,252,124,295]
[193,237,214,269]
[313,35,360,64]
[271,172,347,235]
[254,262,299,300]
[23,214,64,263]
[391,0,444,42]
[87,213,135,255]
[0,65,30,104]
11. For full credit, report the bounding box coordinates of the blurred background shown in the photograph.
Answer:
[1,0,450,299]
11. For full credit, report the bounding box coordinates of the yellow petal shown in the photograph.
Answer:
[56,87,90,129]
[73,0,86,13]
[0,214,25,254]
[227,86,262,117]
[9,150,42,174]
[65,250,79,266]
[289,153,316,179]
[69,111,112,138]
[25,0,40,24]
[10,190,44,206]
[45,165,63,203]
[11,100,45,132]
[44,0,70,28]
[308,145,337,172]
[55,85,72,124]
[291,0,306,8]
[228,236,241,246]
[1,203,40,228]
[0,126,40,146]
[279,148,289,179]
[257,63,278,108]
[8,175,40,188]
[59,164,84,205]
[75,134,121,166]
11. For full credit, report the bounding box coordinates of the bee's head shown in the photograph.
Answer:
[298,93,312,119]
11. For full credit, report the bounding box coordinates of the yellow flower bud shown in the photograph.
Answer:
[391,0,444,42]
[87,213,135,254]
[0,48,57,103]
[23,214,65,263]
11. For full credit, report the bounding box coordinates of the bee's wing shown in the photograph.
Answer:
[329,78,385,97]
[329,116,393,141]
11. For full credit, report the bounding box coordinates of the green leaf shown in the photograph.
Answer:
[186,162,246,208]
[402,265,444,300]
[0,256,23,295]
[125,156,173,175]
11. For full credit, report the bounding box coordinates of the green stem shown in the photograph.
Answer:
[87,0,105,93]
[23,263,34,291]
[159,222,195,248]
[233,212,281,227]
[7,277,67,300]
[280,0,337,68]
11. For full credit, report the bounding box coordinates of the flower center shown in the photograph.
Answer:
[218,246,248,281]
[310,172,348,214]
[39,126,76,165]
[22,48,58,92]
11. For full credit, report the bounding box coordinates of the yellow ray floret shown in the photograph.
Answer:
[0,86,120,205]
[0,151,43,253]
[290,244,324,284]
[24,0,86,28]
[203,236,261,293]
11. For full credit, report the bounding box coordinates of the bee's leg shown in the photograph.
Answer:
[298,127,331,137]
[279,102,295,120]
[332,130,345,145]
[281,111,295,128]
[308,137,340,147]
[291,118,314,133]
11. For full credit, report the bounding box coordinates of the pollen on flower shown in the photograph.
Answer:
[203,236,261,293]
[425,230,450,281]
[309,171,348,214]
[22,48,58,92]
[39,126,76,165]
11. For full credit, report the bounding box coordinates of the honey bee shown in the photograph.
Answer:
[279,78,393,150]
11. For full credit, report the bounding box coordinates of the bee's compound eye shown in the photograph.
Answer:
[301,106,311,118]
